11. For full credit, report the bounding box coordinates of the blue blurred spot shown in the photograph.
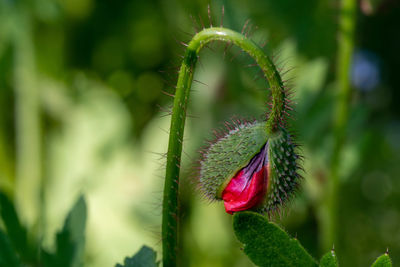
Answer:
[351,50,381,91]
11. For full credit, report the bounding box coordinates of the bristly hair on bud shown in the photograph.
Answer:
[198,118,301,216]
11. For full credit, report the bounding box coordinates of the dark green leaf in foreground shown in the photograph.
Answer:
[43,195,87,267]
[319,250,338,267]
[0,229,20,267]
[115,245,158,267]
[0,192,30,260]
[371,253,392,267]
[233,211,318,267]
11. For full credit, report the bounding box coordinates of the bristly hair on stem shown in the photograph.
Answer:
[162,23,292,266]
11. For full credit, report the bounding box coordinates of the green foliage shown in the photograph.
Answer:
[233,211,317,267]
[371,253,392,267]
[0,229,20,267]
[115,246,158,267]
[0,193,87,267]
[319,250,338,267]
[42,196,87,267]
[0,192,33,263]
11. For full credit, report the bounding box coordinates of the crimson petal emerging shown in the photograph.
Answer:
[222,143,269,214]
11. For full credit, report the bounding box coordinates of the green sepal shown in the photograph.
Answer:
[200,121,268,199]
[263,129,300,213]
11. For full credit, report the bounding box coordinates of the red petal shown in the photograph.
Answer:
[222,164,269,214]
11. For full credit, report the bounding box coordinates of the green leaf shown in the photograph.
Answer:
[0,192,31,261]
[0,229,21,267]
[371,253,392,267]
[115,246,158,267]
[319,250,338,267]
[233,211,318,267]
[43,195,87,267]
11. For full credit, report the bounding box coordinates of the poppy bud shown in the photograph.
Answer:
[199,121,300,214]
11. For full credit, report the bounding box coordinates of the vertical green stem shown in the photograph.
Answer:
[13,7,42,241]
[0,0,15,197]
[162,27,286,266]
[321,0,357,251]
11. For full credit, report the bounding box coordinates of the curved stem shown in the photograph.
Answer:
[162,27,285,267]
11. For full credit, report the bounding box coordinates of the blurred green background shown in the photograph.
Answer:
[1,0,400,266]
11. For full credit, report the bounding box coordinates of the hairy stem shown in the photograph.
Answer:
[162,27,285,266]
[321,0,357,251]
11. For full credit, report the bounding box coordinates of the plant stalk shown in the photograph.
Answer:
[162,27,285,266]
[321,0,357,251]
[13,6,42,242]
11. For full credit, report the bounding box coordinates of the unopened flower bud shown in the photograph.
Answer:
[199,121,300,214]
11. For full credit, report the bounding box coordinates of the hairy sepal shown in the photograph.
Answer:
[199,121,301,215]
[199,121,268,200]
[263,128,300,213]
